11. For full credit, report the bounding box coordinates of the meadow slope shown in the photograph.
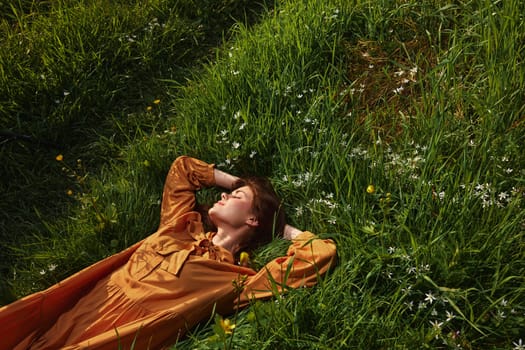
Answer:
[1,0,524,349]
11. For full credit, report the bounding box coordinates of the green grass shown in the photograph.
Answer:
[0,0,271,297]
[1,0,524,348]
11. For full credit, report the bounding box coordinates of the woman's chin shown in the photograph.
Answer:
[207,209,218,225]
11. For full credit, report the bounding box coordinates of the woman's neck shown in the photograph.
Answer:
[212,227,249,255]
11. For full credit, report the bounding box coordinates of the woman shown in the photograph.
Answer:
[1,156,336,350]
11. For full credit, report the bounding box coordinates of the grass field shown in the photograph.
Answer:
[1,0,524,348]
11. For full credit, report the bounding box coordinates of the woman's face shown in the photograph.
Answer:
[208,186,257,229]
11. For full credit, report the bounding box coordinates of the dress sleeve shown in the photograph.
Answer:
[240,231,336,306]
[159,156,215,226]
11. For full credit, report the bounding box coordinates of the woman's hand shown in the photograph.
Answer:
[283,224,302,240]
[214,169,240,190]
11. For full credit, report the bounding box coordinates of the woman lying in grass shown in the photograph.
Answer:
[1,156,336,350]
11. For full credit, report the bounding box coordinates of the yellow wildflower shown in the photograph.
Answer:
[219,317,236,334]
[66,189,73,196]
[153,99,161,104]
[239,251,250,267]
[146,106,153,111]
[55,154,64,161]
[366,184,375,194]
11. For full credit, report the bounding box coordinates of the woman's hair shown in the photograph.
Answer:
[232,176,286,250]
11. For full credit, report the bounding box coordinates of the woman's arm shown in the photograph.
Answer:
[160,156,215,226]
[283,224,303,240]
[240,230,337,307]
[160,158,241,226]
[213,168,240,190]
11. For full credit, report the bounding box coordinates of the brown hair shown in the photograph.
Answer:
[232,176,286,250]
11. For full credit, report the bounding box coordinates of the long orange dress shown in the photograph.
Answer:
[0,156,336,350]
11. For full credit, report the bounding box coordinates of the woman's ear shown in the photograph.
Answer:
[246,217,259,228]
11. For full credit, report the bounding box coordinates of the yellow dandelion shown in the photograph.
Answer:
[153,99,161,104]
[66,189,73,196]
[146,106,153,111]
[219,317,236,335]
[55,154,64,161]
[366,184,375,194]
[239,251,250,267]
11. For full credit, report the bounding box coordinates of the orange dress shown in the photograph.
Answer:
[0,156,336,350]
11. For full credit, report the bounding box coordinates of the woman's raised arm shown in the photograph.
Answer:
[283,224,303,240]
[239,230,337,307]
[160,156,215,226]
[213,168,240,190]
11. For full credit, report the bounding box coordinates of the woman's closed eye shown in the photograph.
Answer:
[231,191,244,198]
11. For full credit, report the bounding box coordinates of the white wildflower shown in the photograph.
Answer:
[394,69,405,77]
[401,254,411,261]
[514,339,525,350]
[402,286,412,294]
[498,192,509,201]
[425,292,437,304]
[446,310,455,322]
[393,86,404,94]
[429,320,443,338]
[420,264,431,272]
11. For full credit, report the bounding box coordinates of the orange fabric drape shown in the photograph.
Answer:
[0,156,336,350]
